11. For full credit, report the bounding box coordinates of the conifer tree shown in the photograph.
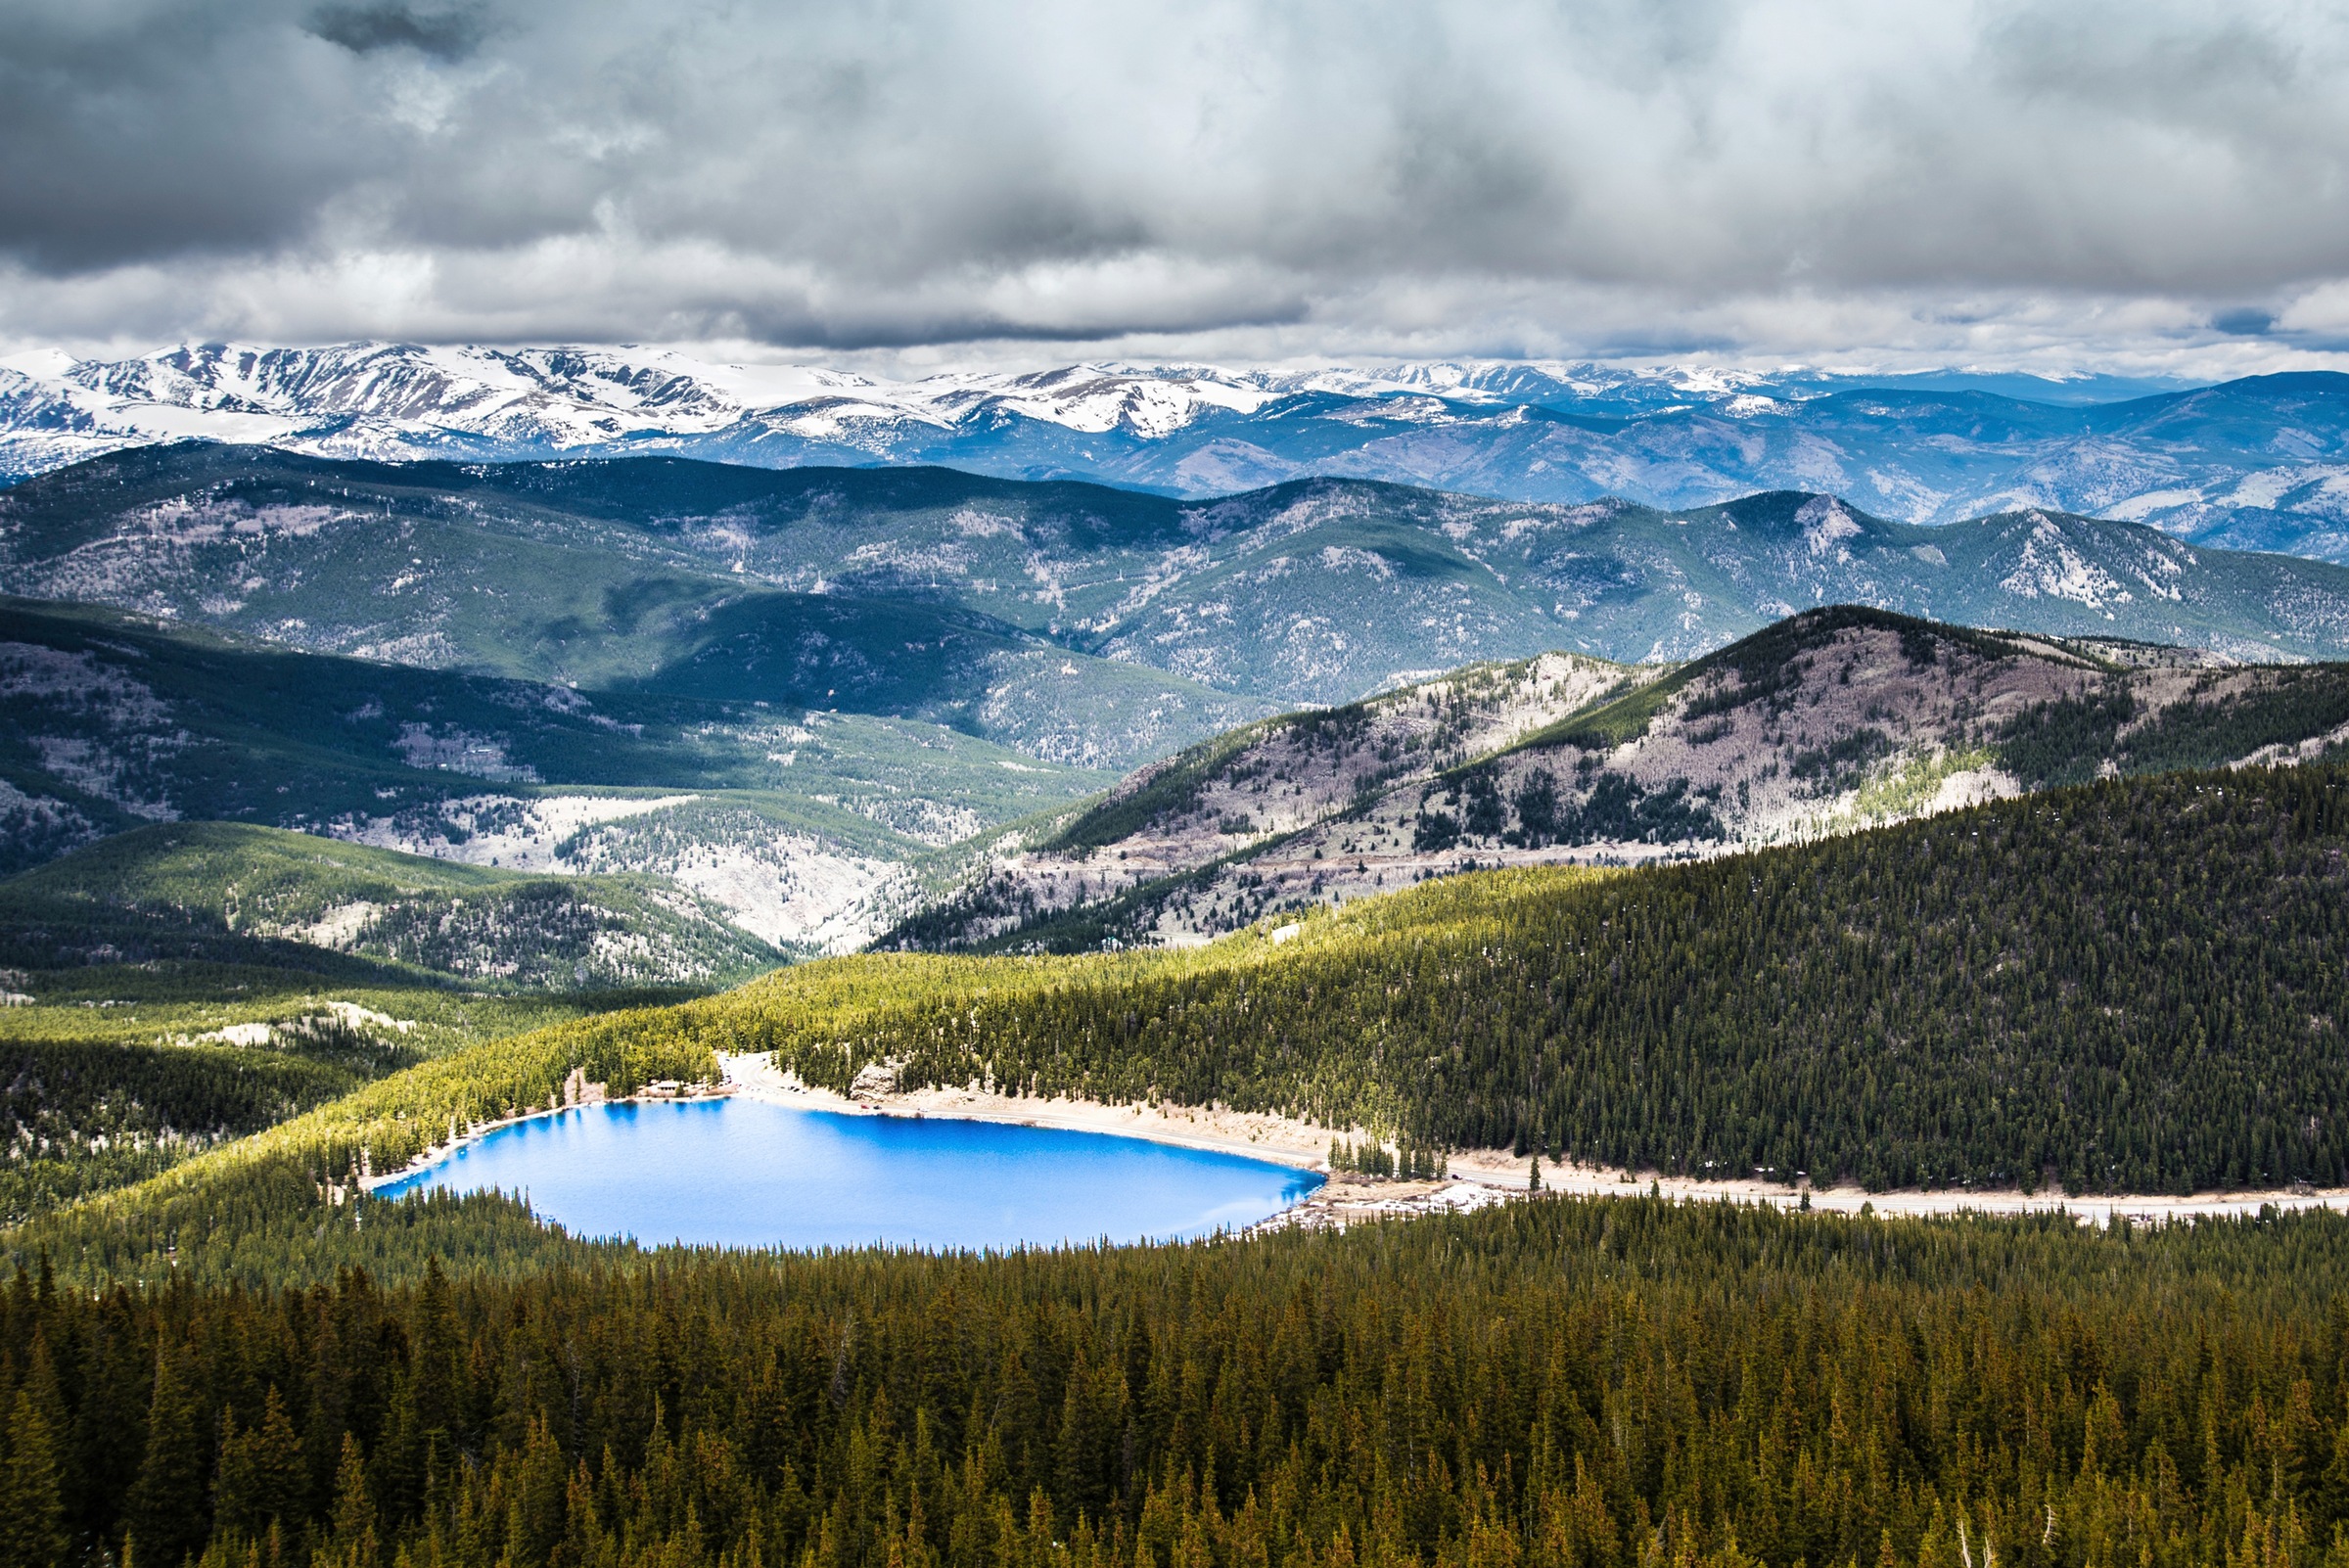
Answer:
[125,1342,207,1567]
[317,1436,377,1568]
[214,1389,304,1541]
[0,1389,66,1568]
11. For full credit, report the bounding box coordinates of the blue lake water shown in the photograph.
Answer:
[372,1098,1323,1250]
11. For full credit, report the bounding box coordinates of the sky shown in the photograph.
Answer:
[4,0,2349,376]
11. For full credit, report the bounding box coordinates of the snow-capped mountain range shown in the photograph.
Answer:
[5,342,2349,564]
[0,342,1809,465]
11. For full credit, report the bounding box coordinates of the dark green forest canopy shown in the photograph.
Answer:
[6,1198,2349,1568]
[683,762,2349,1195]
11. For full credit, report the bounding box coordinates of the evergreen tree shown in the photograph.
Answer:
[4,1201,2349,1568]
[214,1389,304,1542]
[0,1389,66,1568]
[125,1341,208,1567]
[315,1436,377,1568]
[13,1336,69,1542]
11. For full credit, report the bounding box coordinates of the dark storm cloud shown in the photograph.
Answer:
[2,0,2347,360]
[0,1,394,269]
[307,4,484,61]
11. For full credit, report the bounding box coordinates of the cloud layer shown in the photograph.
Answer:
[5,0,2349,369]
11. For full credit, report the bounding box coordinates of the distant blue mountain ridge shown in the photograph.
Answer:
[1,346,2344,564]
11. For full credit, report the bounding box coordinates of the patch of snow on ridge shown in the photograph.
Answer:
[2130,545,2187,602]
[2222,468,2310,511]
[2102,487,2205,522]
[1796,495,1863,558]
[1998,514,2132,608]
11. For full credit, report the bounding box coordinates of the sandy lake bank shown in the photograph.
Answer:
[720,1052,2349,1229]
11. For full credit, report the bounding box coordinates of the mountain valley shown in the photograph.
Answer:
[6,442,2349,1229]
[10,444,2349,710]
[0,597,1114,950]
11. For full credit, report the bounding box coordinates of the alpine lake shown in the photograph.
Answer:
[372,1097,1324,1251]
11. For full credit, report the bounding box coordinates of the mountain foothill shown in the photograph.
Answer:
[0,431,2345,1234]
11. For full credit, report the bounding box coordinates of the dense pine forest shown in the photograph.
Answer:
[14,759,2348,1293]
[664,762,2349,1195]
[8,1198,2349,1568]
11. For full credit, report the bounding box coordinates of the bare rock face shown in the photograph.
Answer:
[850,1059,903,1099]
[896,606,2349,952]
[889,649,1643,949]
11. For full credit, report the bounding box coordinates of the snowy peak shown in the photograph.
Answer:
[0,344,2126,476]
[0,345,1316,471]
[63,342,755,438]
[5,345,2349,574]
[942,363,1280,438]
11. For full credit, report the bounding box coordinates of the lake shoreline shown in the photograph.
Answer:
[365,1053,2349,1230]
[718,1051,1334,1169]
[719,1053,2349,1228]
[363,1070,1322,1248]
[360,1078,736,1194]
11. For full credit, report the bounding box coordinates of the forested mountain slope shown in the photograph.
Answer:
[9,446,2349,711]
[904,608,2349,951]
[893,649,1650,949]
[0,445,1273,761]
[700,762,2349,1196]
[0,822,780,988]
